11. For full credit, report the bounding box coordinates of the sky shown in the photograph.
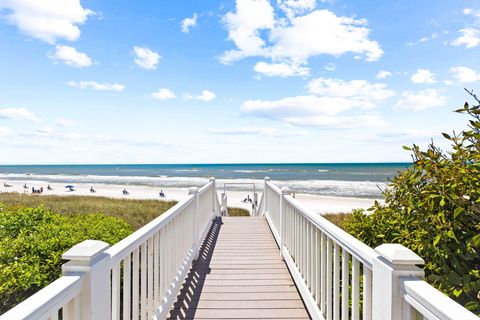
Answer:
[0,0,480,164]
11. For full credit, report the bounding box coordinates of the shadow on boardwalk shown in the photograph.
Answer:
[167,217,222,319]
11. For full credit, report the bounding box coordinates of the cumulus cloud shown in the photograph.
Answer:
[254,61,310,77]
[410,69,436,84]
[50,45,92,68]
[376,70,392,79]
[240,77,393,128]
[221,1,383,77]
[395,89,448,111]
[181,13,197,33]
[0,0,93,43]
[196,90,216,101]
[451,28,480,48]
[133,46,160,70]
[450,66,480,83]
[0,107,41,122]
[55,118,76,127]
[151,88,175,100]
[451,9,480,48]
[68,81,125,91]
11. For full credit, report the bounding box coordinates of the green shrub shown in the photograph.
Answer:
[345,91,480,314]
[0,204,133,314]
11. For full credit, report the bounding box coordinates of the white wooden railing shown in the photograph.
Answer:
[1,178,221,320]
[260,177,478,320]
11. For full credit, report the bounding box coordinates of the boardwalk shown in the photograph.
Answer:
[168,216,310,319]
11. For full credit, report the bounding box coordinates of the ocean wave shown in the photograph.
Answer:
[0,173,385,198]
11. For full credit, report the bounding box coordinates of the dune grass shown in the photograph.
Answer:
[322,213,350,230]
[0,193,177,230]
[227,207,250,216]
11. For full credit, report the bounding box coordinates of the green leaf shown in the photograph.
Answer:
[453,207,464,218]
[442,133,452,140]
[472,234,480,247]
[402,145,412,151]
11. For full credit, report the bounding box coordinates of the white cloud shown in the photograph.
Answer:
[181,13,197,33]
[209,126,306,137]
[0,107,41,122]
[221,2,383,77]
[68,81,125,91]
[450,66,480,83]
[196,90,216,101]
[133,46,160,70]
[151,88,175,100]
[451,28,480,48]
[451,9,480,48]
[37,126,54,134]
[307,78,395,105]
[395,89,448,111]
[376,70,392,79]
[240,77,393,128]
[410,69,436,84]
[0,0,93,43]
[55,118,76,127]
[254,61,310,77]
[324,62,336,71]
[0,126,12,137]
[50,45,92,68]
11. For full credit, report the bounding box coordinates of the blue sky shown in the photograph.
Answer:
[0,0,479,164]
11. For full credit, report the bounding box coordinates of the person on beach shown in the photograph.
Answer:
[123,188,129,195]
[47,185,52,190]
[159,190,165,197]
[90,186,96,193]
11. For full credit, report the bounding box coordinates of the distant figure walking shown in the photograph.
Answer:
[47,185,53,190]
[90,186,96,193]
[123,188,129,195]
[159,190,165,198]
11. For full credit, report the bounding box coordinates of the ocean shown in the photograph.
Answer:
[0,163,410,198]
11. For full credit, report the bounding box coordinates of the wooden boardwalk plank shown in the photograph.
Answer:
[167,217,310,319]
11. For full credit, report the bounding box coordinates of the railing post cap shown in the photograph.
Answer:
[281,186,291,194]
[188,187,199,195]
[62,240,109,262]
[209,177,215,182]
[264,176,271,181]
[374,243,424,265]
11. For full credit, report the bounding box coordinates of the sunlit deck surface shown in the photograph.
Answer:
[168,216,310,319]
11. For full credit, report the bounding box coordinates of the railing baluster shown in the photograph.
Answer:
[315,227,320,306]
[333,243,340,320]
[147,237,154,319]
[153,232,160,310]
[320,232,326,316]
[363,267,372,320]
[352,257,360,320]
[132,248,139,318]
[306,219,310,287]
[140,243,147,320]
[327,237,332,320]
[112,263,120,320]
[341,249,349,320]
[123,254,131,320]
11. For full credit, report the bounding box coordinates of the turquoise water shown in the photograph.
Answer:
[0,163,410,198]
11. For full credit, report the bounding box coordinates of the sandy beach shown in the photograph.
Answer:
[1,179,380,214]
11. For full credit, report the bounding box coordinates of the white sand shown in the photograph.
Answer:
[0,180,380,214]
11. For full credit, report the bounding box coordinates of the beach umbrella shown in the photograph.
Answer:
[65,185,75,189]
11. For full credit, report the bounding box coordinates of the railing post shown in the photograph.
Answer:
[62,240,111,320]
[372,244,424,320]
[210,177,219,217]
[189,187,200,260]
[264,177,270,216]
[279,186,290,260]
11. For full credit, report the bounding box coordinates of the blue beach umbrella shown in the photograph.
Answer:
[65,185,74,189]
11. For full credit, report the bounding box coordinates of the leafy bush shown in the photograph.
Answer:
[0,204,133,314]
[345,91,480,314]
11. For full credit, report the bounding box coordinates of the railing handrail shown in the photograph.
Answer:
[283,194,376,269]
[106,193,196,265]
[0,274,84,320]
[400,278,479,320]
[266,180,281,196]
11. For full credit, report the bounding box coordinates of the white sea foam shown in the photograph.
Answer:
[0,173,385,197]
